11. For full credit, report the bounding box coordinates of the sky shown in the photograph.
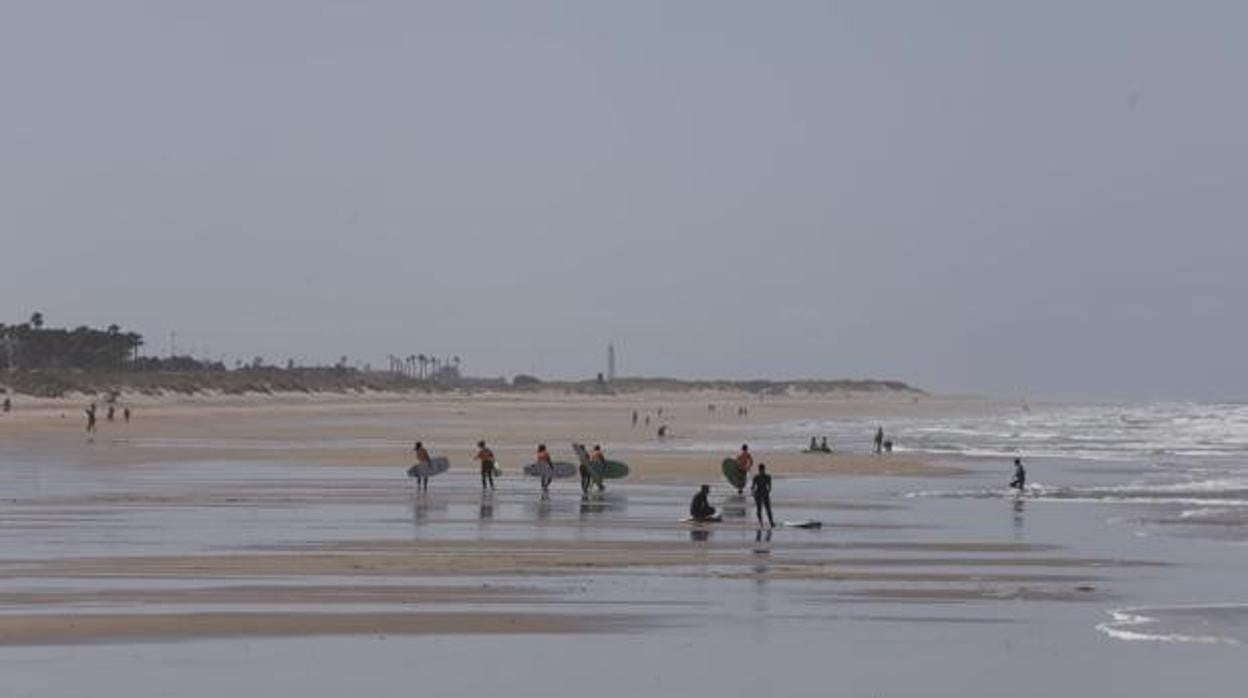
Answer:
[3,1,1247,400]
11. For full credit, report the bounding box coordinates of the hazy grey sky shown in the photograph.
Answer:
[4,1,1247,399]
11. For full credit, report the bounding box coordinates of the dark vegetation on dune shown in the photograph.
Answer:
[1,315,921,398]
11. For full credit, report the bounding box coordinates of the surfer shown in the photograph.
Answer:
[1009,458,1026,493]
[690,485,717,522]
[123,407,131,423]
[820,436,831,453]
[106,404,115,422]
[735,444,754,495]
[808,436,818,452]
[475,440,496,491]
[874,427,884,454]
[752,464,775,528]
[411,441,432,492]
[537,444,554,494]
[85,405,97,435]
[589,444,607,492]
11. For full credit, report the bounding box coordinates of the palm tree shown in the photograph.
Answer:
[30,312,44,330]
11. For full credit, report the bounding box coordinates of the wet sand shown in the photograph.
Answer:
[0,391,1234,697]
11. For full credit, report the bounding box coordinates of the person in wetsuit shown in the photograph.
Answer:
[536,443,554,494]
[752,463,775,528]
[475,440,496,491]
[874,426,884,454]
[85,405,97,435]
[690,485,717,522]
[410,441,432,492]
[1009,458,1026,493]
[819,436,831,453]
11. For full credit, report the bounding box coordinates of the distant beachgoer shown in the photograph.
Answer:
[632,410,638,427]
[537,443,553,493]
[808,436,818,452]
[589,444,608,492]
[883,440,893,453]
[123,407,131,423]
[752,464,774,528]
[820,436,831,453]
[85,405,97,435]
[689,485,717,522]
[657,425,668,439]
[874,427,884,454]
[644,414,651,427]
[735,444,754,495]
[1009,458,1026,492]
[475,440,496,491]
[411,441,432,492]
[2,397,10,413]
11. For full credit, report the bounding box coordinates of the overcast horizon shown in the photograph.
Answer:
[5,2,1247,402]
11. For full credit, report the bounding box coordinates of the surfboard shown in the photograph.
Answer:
[523,461,578,478]
[722,458,747,490]
[589,459,629,480]
[407,456,450,478]
[572,443,629,479]
[681,515,723,523]
[782,520,823,529]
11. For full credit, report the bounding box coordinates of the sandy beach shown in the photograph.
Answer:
[1,390,1243,696]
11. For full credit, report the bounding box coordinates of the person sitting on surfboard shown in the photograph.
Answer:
[735,444,754,495]
[475,440,496,492]
[752,464,775,528]
[690,485,717,522]
[537,444,554,494]
[1009,458,1026,493]
[411,441,432,492]
[589,445,607,492]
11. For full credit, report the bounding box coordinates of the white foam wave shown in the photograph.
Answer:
[1097,607,1246,646]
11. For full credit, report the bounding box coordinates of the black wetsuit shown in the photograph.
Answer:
[1010,464,1026,491]
[751,472,774,527]
[690,491,717,521]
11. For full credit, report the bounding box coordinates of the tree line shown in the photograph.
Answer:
[1,313,145,372]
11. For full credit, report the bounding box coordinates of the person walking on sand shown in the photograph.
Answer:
[752,464,775,528]
[85,405,97,436]
[820,436,831,453]
[632,410,638,427]
[689,485,718,522]
[1009,458,1026,493]
[106,404,115,422]
[475,440,496,491]
[589,444,608,492]
[410,441,432,492]
[874,426,884,454]
[735,444,754,495]
[2,397,11,413]
[536,443,554,494]
[123,407,131,423]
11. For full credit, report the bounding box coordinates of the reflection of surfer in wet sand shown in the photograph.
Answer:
[1009,458,1026,494]
[690,485,718,522]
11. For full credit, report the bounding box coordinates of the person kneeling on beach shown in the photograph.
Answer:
[690,485,718,522]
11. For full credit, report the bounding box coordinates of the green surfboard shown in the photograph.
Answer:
[590,459,629,480]
[722,458,746,490]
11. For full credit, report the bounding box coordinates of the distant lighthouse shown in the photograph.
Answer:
[607,343,616,382]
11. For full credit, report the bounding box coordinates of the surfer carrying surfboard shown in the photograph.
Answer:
[734,444,754,495]
[475,440,496,491]
[751,464,775,528]
[536,444,554,493]
[589,445,607,492]
[412,441,432,492]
